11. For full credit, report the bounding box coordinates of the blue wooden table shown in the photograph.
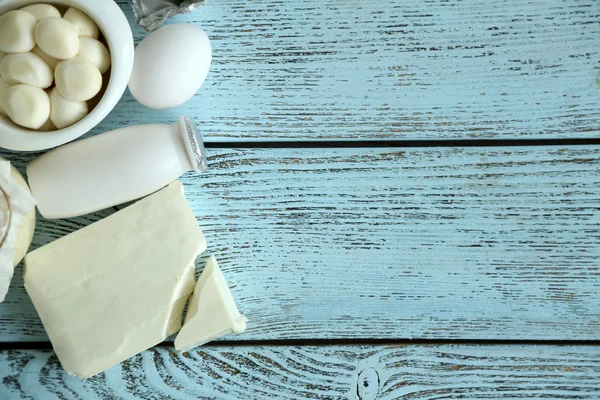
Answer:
[1,0,600,398]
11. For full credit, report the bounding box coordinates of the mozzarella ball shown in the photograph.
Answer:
[78,37,110,74]
[55,56,102,101]
[49,87,88,129]
[0,11,37,53]
[0,77,11,116]
[63,8,99,39]
[20,4,61,21]
[0,84,50,129]
[38,118,56,132]
[31,46,59,71]
[35,17,79,60]
[0,52,53,89]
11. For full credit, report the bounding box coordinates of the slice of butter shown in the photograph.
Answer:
[175,256,246,352]
[24,181,206,378]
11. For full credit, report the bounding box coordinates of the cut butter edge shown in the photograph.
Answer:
[174,255,246,352]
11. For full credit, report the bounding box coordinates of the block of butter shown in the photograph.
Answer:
[175,256,246,352]
[24,181,206,378]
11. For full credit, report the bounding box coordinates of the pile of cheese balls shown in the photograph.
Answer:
[0,4,111,131]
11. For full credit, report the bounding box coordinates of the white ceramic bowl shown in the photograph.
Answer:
[0,0,134,152]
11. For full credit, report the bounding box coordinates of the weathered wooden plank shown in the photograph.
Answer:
[99,0,600,141]
[1,344,599,399]
[0,146,599,341]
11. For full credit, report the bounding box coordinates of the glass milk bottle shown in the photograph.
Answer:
[27,116,206,219]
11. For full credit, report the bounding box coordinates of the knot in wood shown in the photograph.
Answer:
[357,366,380,400]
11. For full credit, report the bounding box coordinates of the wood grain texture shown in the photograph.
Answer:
[0,146,599,341]
[101,0,600,141]
[1,344,599,399]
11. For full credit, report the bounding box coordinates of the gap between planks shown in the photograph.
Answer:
[15,138,600,154]
[201,138,600,148]
[2,339,600,351]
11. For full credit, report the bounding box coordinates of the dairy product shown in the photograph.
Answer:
[0,52,53,88]
[34,17,79,60]
[24,182,207,378]
[49,87,88,129]
[0,11,36,53]
[175,256,246,352]
[54,56,102,101]
[63,7,100,39]
[0,84,50,129]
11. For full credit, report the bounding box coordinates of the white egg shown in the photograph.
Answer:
[78,37,111,74]
[0,52,53,89]
[0,84,50,129]
[35,17,79,60]
[128,24,212,109]
[55,56,102,102]
[0,11,37,53]
[63,8,99,39]
[20,4,61,21]
[49,87,88,129]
